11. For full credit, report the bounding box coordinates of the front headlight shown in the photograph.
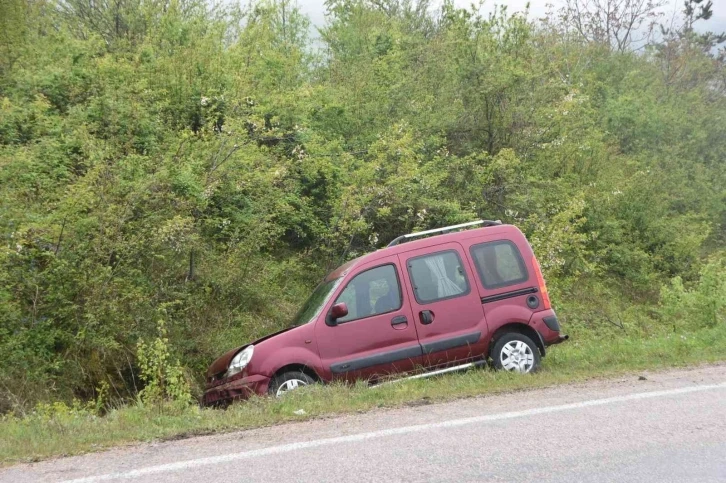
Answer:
[227,345,254,377]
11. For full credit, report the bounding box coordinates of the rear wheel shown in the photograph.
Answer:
[269,371,316,397]
[492,333,541,374]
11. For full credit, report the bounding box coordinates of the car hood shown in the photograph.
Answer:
[205,327,294,379]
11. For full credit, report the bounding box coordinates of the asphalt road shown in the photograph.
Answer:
[3,364,726,483]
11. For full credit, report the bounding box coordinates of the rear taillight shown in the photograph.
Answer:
[532,256,551,310]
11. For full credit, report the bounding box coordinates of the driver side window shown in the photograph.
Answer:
[334,264,402,323]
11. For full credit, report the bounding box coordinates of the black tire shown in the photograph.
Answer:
[491,333,541,373]
[268,370,316,397]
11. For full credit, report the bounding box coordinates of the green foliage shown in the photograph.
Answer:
[520,193,594,298]
[136,318,192,408]
[0,0,724,411]
[660,256,726,330]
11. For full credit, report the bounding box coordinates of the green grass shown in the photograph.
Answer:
[2,324,726,466]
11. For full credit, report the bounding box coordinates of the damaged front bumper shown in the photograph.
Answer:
[202,374,270,406]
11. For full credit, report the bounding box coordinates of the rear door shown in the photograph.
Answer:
[399,242,488,368]
[315,255,423,382]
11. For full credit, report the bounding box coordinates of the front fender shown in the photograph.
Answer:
[253,346,325,381]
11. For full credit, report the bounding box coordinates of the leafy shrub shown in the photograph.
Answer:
[660,257,726,331]
[136,319,192,408]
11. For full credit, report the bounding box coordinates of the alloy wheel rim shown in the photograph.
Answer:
[276,378,308,397]
[500,340,534,373]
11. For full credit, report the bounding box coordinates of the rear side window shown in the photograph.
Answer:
[470,241,528,289]
[334,264,402,323]
[407,250,470,303]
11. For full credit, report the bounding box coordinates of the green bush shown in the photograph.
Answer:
[660,257,726,331]
[136,318,193,409]
[0,0,724,411]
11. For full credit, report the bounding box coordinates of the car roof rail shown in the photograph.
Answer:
[386,219,502,247]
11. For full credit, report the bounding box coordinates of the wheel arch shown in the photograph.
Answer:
[487,322,545,358]
[271,363,321,383]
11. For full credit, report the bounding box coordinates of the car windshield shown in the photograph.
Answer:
[289,278,342,327]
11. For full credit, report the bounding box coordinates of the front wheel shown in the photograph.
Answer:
[268,371,315,397]
[492,333,541,374]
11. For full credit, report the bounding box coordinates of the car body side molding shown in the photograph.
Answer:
[330,345,424,374]
[421,331,482,354]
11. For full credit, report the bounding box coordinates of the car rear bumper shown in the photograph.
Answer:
[202,374,270,406]
[529,310,568,347]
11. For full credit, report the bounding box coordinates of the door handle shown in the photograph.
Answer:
[391,315,408,327]
[419,310,434,325]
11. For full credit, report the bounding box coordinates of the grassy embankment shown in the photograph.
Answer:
[2,323,725,466]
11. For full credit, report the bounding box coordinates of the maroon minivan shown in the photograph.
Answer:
[203,220,568,405]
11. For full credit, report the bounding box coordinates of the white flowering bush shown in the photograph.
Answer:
[157,216,196,254]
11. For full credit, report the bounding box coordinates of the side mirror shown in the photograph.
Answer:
[327,302,348,326]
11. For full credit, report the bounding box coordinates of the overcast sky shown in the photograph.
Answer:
[293,0,726,37]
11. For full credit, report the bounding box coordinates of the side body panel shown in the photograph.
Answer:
[314,255,423,382]
[458,230,541,352]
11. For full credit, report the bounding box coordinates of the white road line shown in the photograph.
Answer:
[60,382,726,483]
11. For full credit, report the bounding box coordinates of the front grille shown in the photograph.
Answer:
[207,371,227,386]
